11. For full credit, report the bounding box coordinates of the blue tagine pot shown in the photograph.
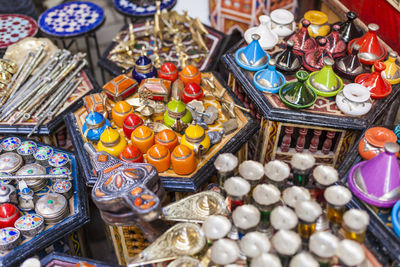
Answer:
[392,200,400,238]
[131,49,157,83]
[253,58,286,93]
[235,34,270,71]
[82,111,111,141]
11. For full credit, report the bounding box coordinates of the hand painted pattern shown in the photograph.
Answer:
[14,214,43,230]
[53,180,72,193]
[0,14,38,48]
[17,141,37,155]
[1,137,21,151]
[48,152,69,167]
[0,228,19,243]
[34,146,54,160]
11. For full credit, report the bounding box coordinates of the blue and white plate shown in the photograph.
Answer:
[114,0,176,17]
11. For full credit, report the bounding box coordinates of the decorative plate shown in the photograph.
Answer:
[113,0,176,17]
[0,14,38,48]
[38,1,105,37]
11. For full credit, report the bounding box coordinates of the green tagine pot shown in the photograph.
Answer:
[306,58,343,97]
[279,70,317,109]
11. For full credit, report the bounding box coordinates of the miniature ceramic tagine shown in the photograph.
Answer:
[348,142,400,207]
[158,62,178,82]
[251,253,282,267]
[270,9,296,38]
[355,61,392,99]
[163,98,192,132]
[112,101,133,128]
[103,74,138,102]
[179,65,201,85]
[279,71,317,109]
[358,127,397,160]
[272,40,301,75]
[336,83,372,117]
[253,59,286,93]
[376,51,400,84]
[82,111,111,142]
[235,34,270,71]
[155,129,178,152]
[245,15,278,50]
[97,126,127,157]
[16,140,36,163]
[306,57,343,97]
[131,125,154,154]
[182,82,204,104]
[288,19,316,56]
[303,37,334,72]
[348,23,387,65]
[327,24,347,58]
[304,10,330,37]
[146,144,171,172]
[171,144,196,175]
[336,11,364,43]
[120,145,143,163]
[131,48,157,84]
[0,203,20,228]
[334,44,367,81]
[181,122,211,157]
[122,113,143,139]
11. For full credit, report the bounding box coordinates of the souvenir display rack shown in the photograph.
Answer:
[0,137,89,267]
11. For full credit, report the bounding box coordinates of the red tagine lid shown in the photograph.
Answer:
[160,62,178,74]
[355,62,392,99]
[184,83,203,95]
[365,127,397,148]
[120,145,143,162]
[124,113,143,128]
[0,203,17,219]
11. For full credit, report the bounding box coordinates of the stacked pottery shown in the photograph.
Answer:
[244,15,278,50]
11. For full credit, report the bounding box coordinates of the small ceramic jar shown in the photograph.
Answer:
[49,167,71,175]
[182,83,204,104]
[17,141,37,163]
[0,152,23,174]
[33,146,54,167]
[358,127,397,160]
[123,113,143,139]
[120,145,144,163]
[1,137,21,152]
[0,227,20,251]
[112,101,133,128]
[82,111,111,142]
[35,193,69,224]
[14,214,44,237]
[179,65,201,85]
[155,129,178,152]
[181,123,211,157]
[18,187,37,211]
[52,179,73,199]
[163,99,192,131]
[171,145,196,175]
[0,185,17,205]
[48,152,70,170]
[131,125,154,154]
[146,144,171,173]
[270,9,296,37]
[336,83,372,117]
[0,203,20,228]
[158,62,179,82]
[97,127,127,157]
[16,163,47,192]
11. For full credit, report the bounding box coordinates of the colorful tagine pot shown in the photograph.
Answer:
[146,144,171,173]
[97,126,127,157]
[112,101,133,128]
[235,34,270,71]
[253,59,286,93]
[303,37,334,72]
[306,58,343,97]
[244,15,279,50]
[348,142,400,208]
[158,62,178,82]
[155,129,178,152]
[131,49,157,84]
[123,113,144,139]
[163,98,192,131]
[273,40,301,75]
[171,145,196,175]
[289,19,316,56]
[181,122,211,156]
[131,125,154,154]
[348,23,387,65]
[120,145,144,163]
[336,83,372,117]
[355,62,392,99]
[182,83,204,104]
[179,65,201,85]
[376,51,400,85]
[358,127,397,160]
[336,11,364,43]
[304,10,330,37]
[327,25,346,58]
[334,44,367,81]
[82,111,111,141]
[279,71,317,109]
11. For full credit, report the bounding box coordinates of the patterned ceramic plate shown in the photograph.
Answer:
[0,14,38,48]
[114,0,176,16]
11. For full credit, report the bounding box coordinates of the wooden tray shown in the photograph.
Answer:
[0,137,89,267]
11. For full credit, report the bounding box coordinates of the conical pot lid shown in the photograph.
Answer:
[355,62,392,99]
[255,59,285,88]
[288,19,316,55]
[274,40,302,74]
[239,34,268,67]
[307,58,343,96]
[337,11,363,43]
[244,15,279,50]
[279,71,317,109]
[334,44,367,80]
[348,142,400,207]
[303,37,334,72]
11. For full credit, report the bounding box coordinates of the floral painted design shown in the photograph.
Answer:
[14,214,43,230]
[17,141,37,155]
[1,137,21,151]
[34,146,54,160]
[48,152,69,167]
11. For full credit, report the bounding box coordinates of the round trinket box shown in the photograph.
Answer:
[171,145,196,175]
[82,111,111,142]
[158,62,179,82]
[123,113,144,139]
[155,129,178,152]
[49,167,71,175]
[181,123,211,156]
[52,179,73,199]
[33,146,54,167]
[179,65,201,85]
[35,193,69,224]
[14,214,44,237]
[0,203,20,228]
[0,227,20,251]
[48,152,70,169]
[97,127,127,157]
[182,83,204,104]
[0,152,23,174]
[163,99,193,130]
[0,172,11,185]
[120,145,144,163]
[146,144,171,173]
[131,125,154,154]
[0,185,17,205]
[1,137,21,152]
[18,187,37,211]
[17,141,37,163]
[112,101,133,128]
[16,163,47,192]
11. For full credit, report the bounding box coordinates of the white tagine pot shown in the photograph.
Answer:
[245,15,279,50]
[270,9,296,37]
[336,83,372,117]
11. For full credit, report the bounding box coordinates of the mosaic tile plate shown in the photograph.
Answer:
[0,14,38,48]
[114,0,176,16]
